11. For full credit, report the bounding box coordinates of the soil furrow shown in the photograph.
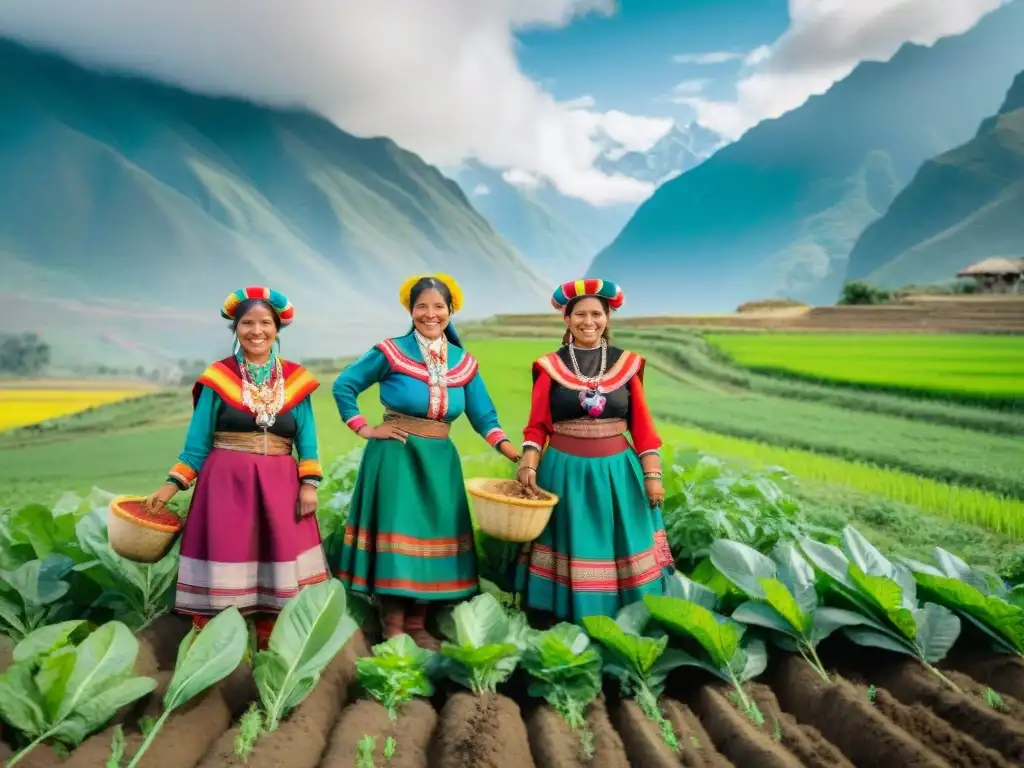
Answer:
[748,683,853,768]
[693,686,802,768]
[195,632,368,768]
[945,651,1024,702]
[770,656,944,767]
[429,692,536,768]
[664,698,734,767]
[872,660,1024,763]
[610,699,682,768]
[319,698,436,768]
[527,698,630,768]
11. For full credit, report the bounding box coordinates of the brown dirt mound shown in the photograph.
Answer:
[945,651,1024,702]
[870,685,1013,768]
[528,698,630,768]
[872,659,1024,764]
[693,686,801,768]
[320,698,435,768]
[430,692,536,768]
[748,682,853,768]
[769,655,944,766]
[136,612,193,670]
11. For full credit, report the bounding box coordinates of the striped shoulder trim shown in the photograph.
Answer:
[375,339,478,386]
[197,360,319,415]
[534,350,642,393]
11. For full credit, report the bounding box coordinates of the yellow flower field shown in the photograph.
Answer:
[0,387,152,431]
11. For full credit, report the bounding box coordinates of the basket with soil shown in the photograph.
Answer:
[465,478,558,543]
[108,494,183,563]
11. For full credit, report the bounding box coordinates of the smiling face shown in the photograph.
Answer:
[235,302,278,361]
[411,287,451,340]
[565,297,608,348]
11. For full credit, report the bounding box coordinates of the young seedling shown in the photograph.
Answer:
[437,593,525,695]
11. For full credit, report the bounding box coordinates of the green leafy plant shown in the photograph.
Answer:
[115,607,248,767]
[520,623,603,760]
[0,620,157,766]
[643,594,767,725]
[708,539,870,681]
[899,547,1024,657]
[356,634,437,720]
[581,605,689,751]
[233,579,359,759]
[0,554,77,640]
[800,525,962,691]
[437,593,525,695]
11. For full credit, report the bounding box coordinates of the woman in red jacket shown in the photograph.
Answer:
[515,279,674,623]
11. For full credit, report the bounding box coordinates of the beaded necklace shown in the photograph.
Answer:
[567,339,608,417]
[236,350,285,428]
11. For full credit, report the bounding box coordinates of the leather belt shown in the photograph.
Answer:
[383,409,451,439]
[552,418,627,439]
[213,431,293,456]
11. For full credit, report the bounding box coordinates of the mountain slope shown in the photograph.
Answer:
[587,0,1024,313]
[848,69,1024,287]
[0,37,549,364]
[454,123,721,281]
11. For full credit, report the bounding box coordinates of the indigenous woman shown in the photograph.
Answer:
[515,279,673,623]
[332,274,519,650]
[144,287,329,650]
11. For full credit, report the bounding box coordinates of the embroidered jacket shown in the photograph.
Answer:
[166,355,322,489]
[332,331,509,449]
[522,344,661,456]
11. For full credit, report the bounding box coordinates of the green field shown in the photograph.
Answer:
[704,332,1024,406]
[1,330,1022,580]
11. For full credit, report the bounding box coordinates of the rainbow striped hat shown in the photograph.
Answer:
[551,279,625,312]
[221,286,295,327]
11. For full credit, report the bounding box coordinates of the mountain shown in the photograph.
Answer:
[0,37,549,366]
[846,68,1024,287]
[587,0,1024,313]
[454,122,721,281]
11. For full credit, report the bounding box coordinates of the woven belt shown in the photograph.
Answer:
[383,409,451,439]
[552,418,627,439]
[213,431,293,456]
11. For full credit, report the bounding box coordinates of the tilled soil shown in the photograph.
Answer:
[2,622,1024,768]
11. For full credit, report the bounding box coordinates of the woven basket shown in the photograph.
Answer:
[108,495,183,564]
[466,478,558,543]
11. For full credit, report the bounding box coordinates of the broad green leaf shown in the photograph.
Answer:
[450,593,508,647]
[810,607,872,646]
[0,662,47,735]
[799,538,852,589]
[644,595,741,670]
[848,566,917,641]
[843,626,913,657]
[615,601,652,636]
[13,620,89,665]
[759,578,808,635]
[913,603,961,664]
[708,539,776,600]
[772,541,817,615]
[36,645,77,719]
[738,638,768,682]
[731,601,798,638]
[841,526,894,579]
[915,572,1024,654]
[664,572,719,611]
[164,606,247,710]
[582,614,667,678]
[48,676,158,746]
[267,579,354,685]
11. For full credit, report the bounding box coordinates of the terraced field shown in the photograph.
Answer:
[4,614,1022,768]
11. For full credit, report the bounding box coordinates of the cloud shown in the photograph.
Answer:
[669,79,709,99]
[472,184,490,195]
[675,0,1011,140]
[0,0,667,206]
[672,51,745,65]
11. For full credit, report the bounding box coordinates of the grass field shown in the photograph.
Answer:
[0,329,1021,578]
[0,385,153,431]
[704,332,1024,406]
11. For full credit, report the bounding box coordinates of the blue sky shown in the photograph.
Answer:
[516,0,790,124]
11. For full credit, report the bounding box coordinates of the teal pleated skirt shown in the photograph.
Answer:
[516,434,674,621]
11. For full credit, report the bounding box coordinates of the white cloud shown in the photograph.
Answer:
[502,168,543,189]
[672,51,745,65]
[676,0,1011,140]
[669,79,709,99]
[472,183,490,195]
[0,0,667,206]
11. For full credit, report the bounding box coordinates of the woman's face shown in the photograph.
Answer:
[411,287,450,340]
[565,297,608,348]
[235,303,278,360]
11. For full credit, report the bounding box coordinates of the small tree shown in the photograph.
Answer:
[838,281,891,306]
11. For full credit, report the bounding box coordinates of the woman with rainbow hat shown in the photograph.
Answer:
[331,274,519,650]
[514,278,674,623]
[144,286,329,649]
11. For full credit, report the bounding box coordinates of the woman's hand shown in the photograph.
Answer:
[498,440,521,463]
[645,477,665,509]
[297,483,319,518]
[358,423,408,443]
[144,482,178,512]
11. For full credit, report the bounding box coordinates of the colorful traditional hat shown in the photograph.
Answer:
[221,286,295,326]
[398,273,464,313]
[551,278,624,312]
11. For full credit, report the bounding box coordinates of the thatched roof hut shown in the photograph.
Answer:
[956,257,1024,293]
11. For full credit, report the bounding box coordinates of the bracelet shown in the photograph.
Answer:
[518,467,537,474]
[643,472,662,479]
[301,478,321,487]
